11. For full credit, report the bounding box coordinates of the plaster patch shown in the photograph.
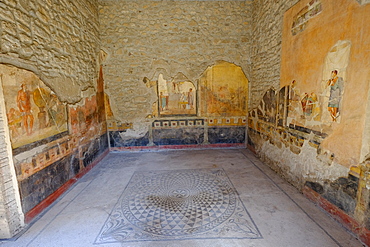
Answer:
[14,144,47,164]
[118,122,149,140]
[260,139,348,184]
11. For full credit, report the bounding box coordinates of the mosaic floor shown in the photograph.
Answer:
[95,168,262,244]
[1,149,362,247]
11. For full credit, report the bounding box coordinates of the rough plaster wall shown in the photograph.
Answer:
[0,0,100,103]
[250,0,299,109]
[99,0,252,132]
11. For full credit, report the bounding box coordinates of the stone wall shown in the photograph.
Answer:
[99,0,253,136]
[0,0,100,103]
[250,0,299,108]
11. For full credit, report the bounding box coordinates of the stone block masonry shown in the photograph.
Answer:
[0,0,100,103]
[250,0,299,108]
[99,0,253,125]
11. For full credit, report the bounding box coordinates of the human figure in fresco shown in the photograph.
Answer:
[326,70,343,122]
[301,93,312,116]
[17,83,34,135]
[289,80,299,101]
[288,80,301,116]
[7,108,22,139]
[179,92,187,109]
[45,93,66,127]
[300,92,319,119]
[309,92,320,121]
[47,93,58,127]
[187,88,194,109]
[160,92,167,111]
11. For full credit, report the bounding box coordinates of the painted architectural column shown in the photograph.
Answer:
[0,80,24,238]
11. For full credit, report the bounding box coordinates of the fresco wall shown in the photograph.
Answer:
[100,0,252,149]
[108,61,248,149]
[248,0,370,244]
[0,63,108,218]
[0,0,103,235]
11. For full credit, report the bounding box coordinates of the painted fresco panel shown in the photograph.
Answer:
[69,96,99,136]
[0,65,68,149]
[1,62,109,216]
[157,74,197,117]
[199,61,248,117]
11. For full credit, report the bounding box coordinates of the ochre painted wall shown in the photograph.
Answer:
[280,0,370,167]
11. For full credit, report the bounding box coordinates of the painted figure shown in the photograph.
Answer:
[160,92,167,111]
[301,93,312,116]
[187,88,194,109]
[17,83,34,135]
[309,92,320,121]
[300,92,320,120]
[288,80,301,116]
[179,93,187,109]
[47,94,58,127]
[7,108,22,138]
[327,70,343,121]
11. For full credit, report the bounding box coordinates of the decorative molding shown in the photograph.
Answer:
[152,119,205,129]
[107,121,133,131]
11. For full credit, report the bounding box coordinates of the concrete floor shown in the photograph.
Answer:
[0,149,364,247]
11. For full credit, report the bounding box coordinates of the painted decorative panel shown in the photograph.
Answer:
[157,73,197,117]
[199,61,248,117]
[0,63,108,216]
[0,65,68,150]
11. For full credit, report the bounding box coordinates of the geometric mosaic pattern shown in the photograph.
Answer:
[95,169,262,244]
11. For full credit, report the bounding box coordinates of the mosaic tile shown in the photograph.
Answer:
[95,168,261,244]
